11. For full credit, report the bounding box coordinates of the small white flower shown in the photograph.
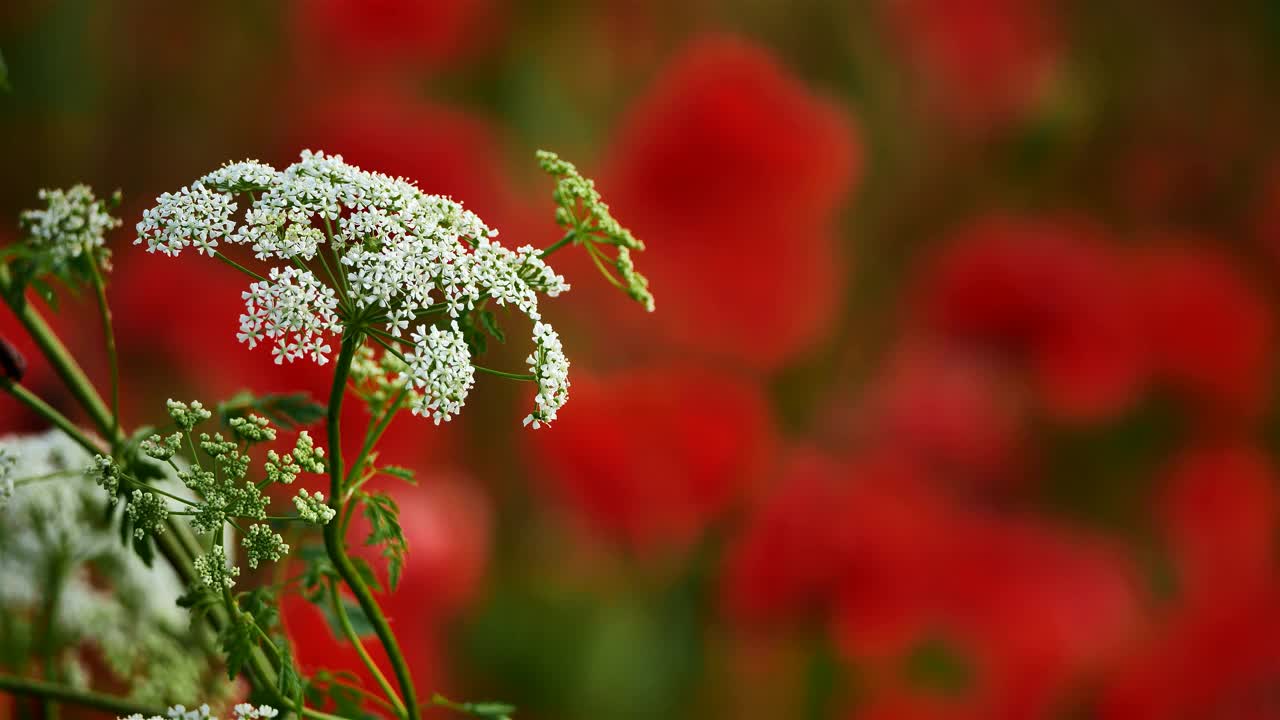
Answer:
[20,185,121,265]
[141,150,581,426]
[524,322,570,429]
[402,322,475,425]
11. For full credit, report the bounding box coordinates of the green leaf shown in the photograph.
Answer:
[239,587,279,632]
[378,465,417,485]
[348,554,383,594]
[277,642,305,709]
[219,620,255,680]
[177,585,221,626]
[318,595,377,639]
[478,309,506,343]
[361,492,407,590]
[299,543,338,602]
[218,391,325,429]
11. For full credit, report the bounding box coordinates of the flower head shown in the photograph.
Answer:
[138,150,605,427]
[20,185,122,265]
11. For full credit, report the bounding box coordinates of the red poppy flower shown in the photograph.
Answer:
[848,338,1026,487]
[531,363,775,554]
[599,35,860,371]
[291,0,499,72]
[912,215,1144,422]
[1099,588,1280,720]
[885,0,1060,130]
[1157,443,1277,606]
[1133,243,1274,424]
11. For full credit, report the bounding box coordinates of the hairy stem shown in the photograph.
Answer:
[323,331,421,720]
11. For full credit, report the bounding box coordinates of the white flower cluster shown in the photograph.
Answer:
[0,431,219,704]
[138,150,574,426]
[20,185,122,264]
[239,266,341,364]
[525,322,569,428]
[121,703,277,720]
[403,322,475,424]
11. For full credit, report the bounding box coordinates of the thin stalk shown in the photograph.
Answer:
[327,580,407,718]
[0,381,103,456]
[538,229,576,259]
[0,675,165,718]
[472,365,534,382]
[85,250,120,437]
[0,267,113,436]
[213,251,267,282]
[344,385,409,490]
[323,331,422,720]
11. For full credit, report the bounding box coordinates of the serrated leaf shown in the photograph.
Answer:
[219,621,255,680]
[277,642,305,708]
[299,543,338,601]
[348,555,383,593]
[478,309,506,344]
[218,391,325,429]
[361,492,407,590]
[379,465,417,485]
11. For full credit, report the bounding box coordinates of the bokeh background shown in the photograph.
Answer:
[5,1,1280,718]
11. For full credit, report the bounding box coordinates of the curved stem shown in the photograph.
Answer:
[0,266,114,437]
[85,250,120,438]
[323,331,422,720]
[0,674,165,718]
[327,580,407,718]
[0,380,104,456]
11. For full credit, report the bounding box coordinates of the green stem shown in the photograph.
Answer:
[327,580,407,718]
[344,385,409,491]
[0,674,166,718]
[213,251,267,282]
[538,229,576,259]
[86,249,120,438]
[323,331,422,720]
[0,380,104,456]
[472,365,534,381]
[0,266,114,437]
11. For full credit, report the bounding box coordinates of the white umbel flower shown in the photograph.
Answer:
[240,266,341,365]
[20,185,122,264]
[403,322,475,425]
[524,322,570,429]
[120,703,277,720]
[139,150,578,425]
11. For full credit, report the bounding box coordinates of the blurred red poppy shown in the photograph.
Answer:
[600,34,860,371]
[531,363,775,554]
[1157,443,1278,606]
[1133,243,1274,425]
[885,0,1060,130]
[291,0,500,72]
[912,215,1144,422]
